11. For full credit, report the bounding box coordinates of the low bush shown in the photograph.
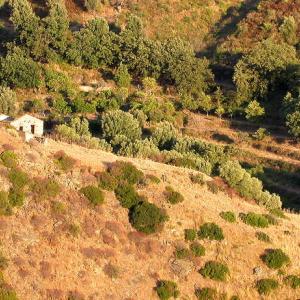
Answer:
[164,186,184,204]
[108,161,143,185]
[219,211,236,223]
[8,169,29,190]
[262,249,290,269]
[156,280,180,300]
[174,247,190,259]
[51,201,66,215]
[145,174,161,184]
[206,181,219,194]
[97,172,118,191]
[269,208,286,219]
[114,183,141,209]
[240,212,269,228]
[284,275,300,289]
[8,189,25,207]
[80,185,104,206]
[0,151,18,168]
[195,287,217,300]
[129,201,168,234]
[184,229,197,241]
[263,214,278,225]
[0,272,18,300]
[256,278,279,295]
[69,222,81,238]
[199,261,229,281]
[0,253,8,270]
[54,151,76,172]
[198,223,224,241]
[190,173,205,185]
[0,191,12,216]
[190,242,205,257]
[31,178,60,200]
[255,231,271,243]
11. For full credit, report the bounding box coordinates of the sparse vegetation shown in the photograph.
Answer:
[184,229,197,241]
[190,242,205,257]
[256,232,271,243]
[0,151,18,168]
[174,247,190,260]
[198,223,224,241]
[31,178,60,200]
[284,275,300,289]
[195,287,217,300]
[54,151,76,172]
[199,261,229,281]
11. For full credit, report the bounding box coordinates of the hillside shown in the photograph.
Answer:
[1,127,300,299]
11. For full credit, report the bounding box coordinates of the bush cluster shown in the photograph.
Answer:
[156,280,180,300]
[164,186,184,204]
[219,211,236,223]
[256,278,279,295]
[198,223,224,241]
[199,261,229,281]
[80,185,104,206]
[262,249,290,269]
[240,212,269,228]
[219,160,282,209]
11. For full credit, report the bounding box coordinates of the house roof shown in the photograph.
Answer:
[10,114,43,124]
[0,114,13,122]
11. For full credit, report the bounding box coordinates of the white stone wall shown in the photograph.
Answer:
[10,115,43,137]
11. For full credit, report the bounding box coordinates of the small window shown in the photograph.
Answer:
[19,126,23,131]
[31,125,35,134]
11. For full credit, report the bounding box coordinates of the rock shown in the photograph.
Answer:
[253,266,263,276]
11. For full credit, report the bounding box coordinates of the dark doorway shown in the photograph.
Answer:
[31,125,35,134]
[19,126,23,131]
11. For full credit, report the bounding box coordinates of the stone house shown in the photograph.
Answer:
[1,114,44,141]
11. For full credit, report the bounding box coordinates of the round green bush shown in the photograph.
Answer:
[184,228,197,241]
[199,261,229,281]
[175,247,190,259]
[256,278,279,295]
[219,211,236,223]
[195,287,217,300]
[240,212,269,228]
[284,275,300,289]
[262,249,290,269]
[129,201,168,234]
[156,280,180,300]
[114,183,141,209]
[198,223,224,241]
[80,185,104,206]
[165,186,184,204]
[190,242,205,257]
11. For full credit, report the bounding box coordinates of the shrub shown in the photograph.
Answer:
[145,174,161,184]
[115,63,132,88]
[190,173,205,185]
[219,211,236,223]
[51,201,66,215]
[101,110,142,142]
[80,185,104,206]
[114,183,141,209]
[54,151,76,172]
[262,249,290,269]
[269,208,286,219]
[8,169,29,190]
[256,279,279,295]
[0,151,18,168]
[240,212,269,228]
[174,247,190,259]
[263,214,278,225]
[198,223,224,241]
[199,261,229,281]
[284,275,300,289]
[84,0,99,11]
[184,229,197,241]
[32,178,60,200]
[0,86,16,115]
[195,287,217,300]
[69,222,81,238]
[0,191,11,216]
[108,161,143,185]
[97,172,118,191]
[190,242,205,257]
[255,231,271,243]
[8,189,24,207]
[156,280,180,300]
[151,121,178,150]
[206,181,219,194]
[164,186,184,204]
[0,253,8,270]
[129,201,168,234]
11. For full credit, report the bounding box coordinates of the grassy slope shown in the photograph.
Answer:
[1,128,300,299]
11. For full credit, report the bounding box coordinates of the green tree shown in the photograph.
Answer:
[44,0,69,55]
[0,86,16,115]
[280,16,298,46]
[0,46,42,88]
[115,63,132,88]
[245,100,265,121]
